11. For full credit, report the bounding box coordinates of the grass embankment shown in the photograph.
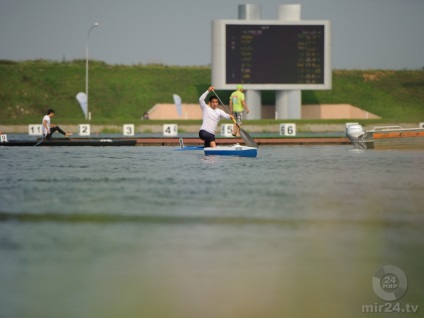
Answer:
[0,60,423,126]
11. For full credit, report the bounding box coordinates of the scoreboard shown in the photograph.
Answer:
[212,20,331,90]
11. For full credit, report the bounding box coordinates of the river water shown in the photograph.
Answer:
[0,144,423,318]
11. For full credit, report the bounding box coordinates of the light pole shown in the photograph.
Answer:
[85,22,99,120]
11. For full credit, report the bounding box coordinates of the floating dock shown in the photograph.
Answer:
[132,137,350,146]
[1,136,351,147]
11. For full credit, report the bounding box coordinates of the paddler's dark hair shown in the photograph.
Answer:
[47,108,55,115]
[209,96,218,102]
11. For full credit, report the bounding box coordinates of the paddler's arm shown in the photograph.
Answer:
[199,87,213,109]
[43,118,50,134]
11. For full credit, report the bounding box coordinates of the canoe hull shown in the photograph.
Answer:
[174,146,204,151]
[204,145,257,157]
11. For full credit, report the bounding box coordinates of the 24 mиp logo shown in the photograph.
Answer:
[362,265,419,314]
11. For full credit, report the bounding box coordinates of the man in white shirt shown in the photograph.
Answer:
[198,86,234,148]
[42,109,72,140]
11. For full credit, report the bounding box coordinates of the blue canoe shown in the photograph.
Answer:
[173,145,204,151]
[175,139,257,157]
[204,144,257,157]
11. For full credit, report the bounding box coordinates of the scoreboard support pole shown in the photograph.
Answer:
[275,4,302,120]
[245,91,261,120]
[239,4,262,120]
[238,4,302,120]
[276,90,301,119]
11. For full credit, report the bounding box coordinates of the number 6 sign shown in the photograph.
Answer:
[280,123,296,136]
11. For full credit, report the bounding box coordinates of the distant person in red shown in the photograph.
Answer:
[42,109,72,140]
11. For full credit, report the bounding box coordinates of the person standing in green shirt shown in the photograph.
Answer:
[229,85,249,137]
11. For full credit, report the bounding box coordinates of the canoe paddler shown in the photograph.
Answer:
[198,86,234,148]
[42,108,73,140]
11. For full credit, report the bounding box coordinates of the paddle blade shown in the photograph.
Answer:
[240,128,258,148]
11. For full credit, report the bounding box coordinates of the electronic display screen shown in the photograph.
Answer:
[226,24,324,84]
[212,20,331,90]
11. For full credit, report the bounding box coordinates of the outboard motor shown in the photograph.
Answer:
[345,123,366,149]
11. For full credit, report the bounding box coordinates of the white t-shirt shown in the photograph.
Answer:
[42,115,50,135]
[199,90,230,135]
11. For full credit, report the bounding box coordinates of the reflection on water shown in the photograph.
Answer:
[0,145,423,318]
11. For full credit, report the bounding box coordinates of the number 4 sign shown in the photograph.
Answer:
[163,124,178,137]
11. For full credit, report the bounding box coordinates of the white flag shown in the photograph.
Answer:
[76,92,88,119]
[173,94,182,117]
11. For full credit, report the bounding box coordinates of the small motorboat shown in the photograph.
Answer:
[345,123,424,149]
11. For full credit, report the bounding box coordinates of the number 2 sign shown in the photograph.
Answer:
[79,124,91,136]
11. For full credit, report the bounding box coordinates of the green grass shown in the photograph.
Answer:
[1,59,423,125]
[304,70,424,120]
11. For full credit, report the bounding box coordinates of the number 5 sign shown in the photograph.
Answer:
[220,124,233,137]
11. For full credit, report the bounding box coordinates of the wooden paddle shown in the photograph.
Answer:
[34,135,47,147]
[212,90,258,148]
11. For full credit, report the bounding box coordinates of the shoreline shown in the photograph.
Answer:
[0,122,420,134]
